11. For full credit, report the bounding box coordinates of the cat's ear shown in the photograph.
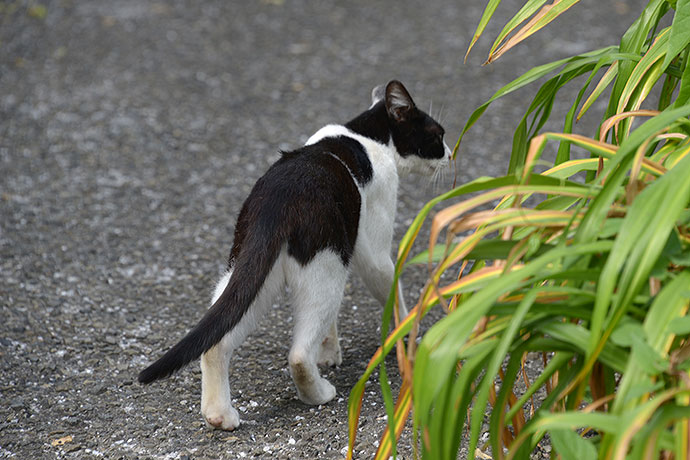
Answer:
[371,84,386,105]
[385,80,416,122]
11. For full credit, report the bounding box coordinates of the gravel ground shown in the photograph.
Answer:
[1,0,642,458]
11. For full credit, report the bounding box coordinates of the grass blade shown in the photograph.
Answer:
[465,0,503,63]
[487,0,549,59]
[486,0,581,64]
[673,46,690,107]
[661,0,690,69]
[577,62,618,121]
[454,47,620,157]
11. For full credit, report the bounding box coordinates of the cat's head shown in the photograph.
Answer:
[372,80,452,174]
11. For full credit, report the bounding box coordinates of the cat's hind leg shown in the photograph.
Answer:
[286,250,347,405]
[200,263,283,430]
[317,321,342,367]
[200,334,239,430]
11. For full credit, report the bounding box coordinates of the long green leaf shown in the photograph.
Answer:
[673,46,690,107]
[413,240,613,447]
[437,344,491,459]
[467,289,538,458]
[507,411,623,457]
[555,59,607,164]
[537,321,628,371]
[577,62,619,121]
[486,0,581,64]
[348,175,559,458]
[465,0,503,62]
[662,0,690,69]
[617,27,671,117]
[575,105,690,246]
[454,47,621,157]
[589,140,690,360]
[550,428,597,460]
[612,270,690,413]
[503,351,574,422]
[606,0,668,124]
[487,0,548,58]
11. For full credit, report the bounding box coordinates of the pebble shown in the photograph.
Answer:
[10,398,25,410]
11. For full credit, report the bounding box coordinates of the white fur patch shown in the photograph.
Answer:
[370,84,385,107]
[211,270,232,304]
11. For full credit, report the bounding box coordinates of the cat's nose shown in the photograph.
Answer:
[443,142,453,163]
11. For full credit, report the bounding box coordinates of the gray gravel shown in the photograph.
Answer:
[1,0,642,458]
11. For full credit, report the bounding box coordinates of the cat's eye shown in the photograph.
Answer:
[429,130,444,142]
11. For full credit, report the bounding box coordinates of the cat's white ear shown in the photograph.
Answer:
[385,80,416,122]
[371,84,386,105]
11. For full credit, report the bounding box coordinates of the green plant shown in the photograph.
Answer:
[347,0,690,459]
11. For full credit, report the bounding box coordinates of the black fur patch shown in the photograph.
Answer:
[389,110,446,160]
[232,138,363,267]
[346,99,446,161]
[345,101,391,145]
[318,136,373,185]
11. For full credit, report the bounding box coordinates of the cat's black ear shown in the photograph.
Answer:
[385,80,416,122]
[371,84,385,105]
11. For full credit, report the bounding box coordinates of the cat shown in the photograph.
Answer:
[138,80,451,431]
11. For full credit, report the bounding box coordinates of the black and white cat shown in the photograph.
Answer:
[139,80,451,430]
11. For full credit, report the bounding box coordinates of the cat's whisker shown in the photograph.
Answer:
[428,161,448,192]
[440,165,448,186]
[428,172,436,190]
[439,102,446,124]
[430,171,439,191]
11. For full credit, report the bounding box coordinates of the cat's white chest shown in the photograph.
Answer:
[362,141,398,218]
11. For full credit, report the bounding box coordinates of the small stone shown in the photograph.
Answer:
[10,398,24,410]
[91,385,106,395]
[65,444,82,453]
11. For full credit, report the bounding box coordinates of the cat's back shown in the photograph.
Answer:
[277,134,372,186]
[234,133,372,264]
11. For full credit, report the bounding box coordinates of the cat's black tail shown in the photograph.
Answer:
[138,226,282,384]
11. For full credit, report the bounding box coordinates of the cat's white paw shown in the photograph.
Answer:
[289,357,337,405]
[201,402,240,431]
[297,378,336,406]
[317,338,342,367]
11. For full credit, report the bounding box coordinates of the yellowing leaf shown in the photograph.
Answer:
[51,435,73,447]
[486,0,580,64]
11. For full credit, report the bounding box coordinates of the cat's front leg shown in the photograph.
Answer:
[354,252,408,320]
[289,347,337,405]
